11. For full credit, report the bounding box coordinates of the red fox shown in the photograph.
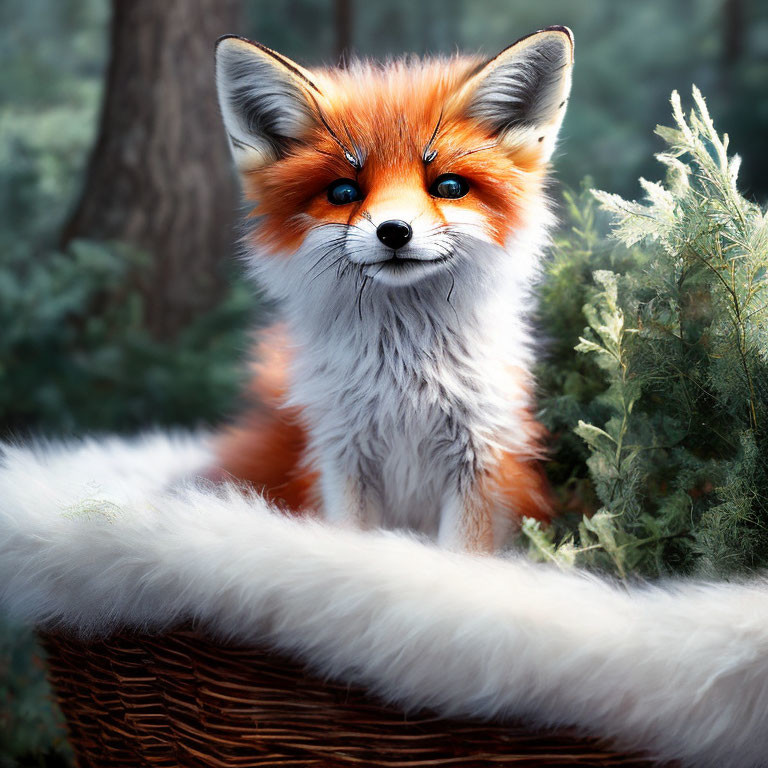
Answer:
[211,27,574,551]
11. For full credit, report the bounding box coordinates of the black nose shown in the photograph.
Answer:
[376,220,412,250]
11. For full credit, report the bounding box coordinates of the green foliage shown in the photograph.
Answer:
[0,0,106,259]
[534,182,641,536]
[0,239,253,438]
[0,5,253,439]
[528,87,768,579]
[0,622,71,768]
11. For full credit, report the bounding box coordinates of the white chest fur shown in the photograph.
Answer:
[284,275,532,536]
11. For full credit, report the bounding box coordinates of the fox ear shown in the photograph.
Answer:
[458,26,574,161]
[215,36,321,170]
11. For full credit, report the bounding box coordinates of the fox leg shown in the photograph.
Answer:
[438,488,495,552]
[439,451,554,552]
[320,460,380,530]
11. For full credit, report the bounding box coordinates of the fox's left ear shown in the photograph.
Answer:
[457,26,574,161]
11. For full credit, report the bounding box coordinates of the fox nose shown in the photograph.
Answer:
[376,220,412,250]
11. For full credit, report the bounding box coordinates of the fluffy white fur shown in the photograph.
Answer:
[1,433,768,767]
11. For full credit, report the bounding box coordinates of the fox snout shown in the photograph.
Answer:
[375,220,412,250]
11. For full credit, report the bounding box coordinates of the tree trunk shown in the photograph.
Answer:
[334,0,353,64]
[62,0,241,340]
[722,0,745,68]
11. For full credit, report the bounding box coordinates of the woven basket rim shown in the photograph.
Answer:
[40,626,664,767]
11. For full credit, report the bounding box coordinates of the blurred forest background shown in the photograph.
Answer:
[1,0,767,763]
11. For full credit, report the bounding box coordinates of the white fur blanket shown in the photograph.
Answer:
[1,433,767,767]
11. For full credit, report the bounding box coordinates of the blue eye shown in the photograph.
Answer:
[429,173,470,199]
[327,178,363,205]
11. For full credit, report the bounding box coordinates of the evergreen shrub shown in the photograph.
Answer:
[528,87,768,579]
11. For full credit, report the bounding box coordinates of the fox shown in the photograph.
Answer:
[210,27,574,551]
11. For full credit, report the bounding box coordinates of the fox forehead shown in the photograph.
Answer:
[309,57,482,163]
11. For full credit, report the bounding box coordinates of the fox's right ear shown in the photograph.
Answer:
[215,36,321,170]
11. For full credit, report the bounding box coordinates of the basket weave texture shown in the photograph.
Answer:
[41,629,664,767]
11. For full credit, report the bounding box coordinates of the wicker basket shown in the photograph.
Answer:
[41,628,664,767]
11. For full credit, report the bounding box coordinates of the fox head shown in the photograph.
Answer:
[215,28,573,315]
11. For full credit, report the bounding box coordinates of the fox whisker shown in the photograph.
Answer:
[356,275,370,321]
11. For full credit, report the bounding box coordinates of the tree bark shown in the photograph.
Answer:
[722,0,745,68]
[334,0,353,64]
[62,0,241,340]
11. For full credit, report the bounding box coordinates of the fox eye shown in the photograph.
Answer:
[429,173,470,200]
[327,178,363,205]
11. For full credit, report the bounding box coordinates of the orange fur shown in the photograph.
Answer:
[460,373,553,550]
[491,365,554,524]
[214,326,318,513]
